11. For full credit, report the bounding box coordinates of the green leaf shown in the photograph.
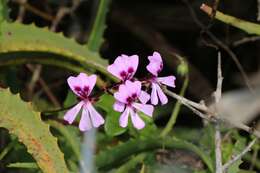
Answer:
[0,0,9,24]
[0,89,69,173]
[96,94,126,136]
[7,162,38,169]
[88,0,111,52]
[96,137,214,172]
[227,138,246,173]
[0,22,116,82]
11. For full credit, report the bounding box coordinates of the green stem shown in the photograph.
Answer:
[160,76,189,137]
[96,136,214,173]
[7,162,38,169]
[115,153,146,173]
[0,139,16,160]
[88,0,111,52]
[201,3,260,35]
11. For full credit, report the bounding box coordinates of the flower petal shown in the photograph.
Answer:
[130,109,145,130]
[139,91,150,104]
[119,107,130,128]
[114,84,129,103]
[107,54,139,81]
[67,73,97,96]
[156,84,168,105]
[86,103,105,128]
[146,52,163,76]
[125,80,141,96]
[148,51,163,63]
[132,103,154,117]
[79,107,92,131]
[113,101,125,112]
[64,101,84,124]
[150,83,158,105]
[157,76,176,88]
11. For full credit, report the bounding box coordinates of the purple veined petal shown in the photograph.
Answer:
[150,83,158,105]
[86,103,105,128]
[139,91,150,104]
[67,73,97,97]
[64,101,84,124]
[127,55,139,78]
[148,51,163,63]
[129,109,145,130]
[113,101,125,112]
[114,84,129,104]
[119,106,131,128]
[107,63,124,81]
[132,102,154,117]
[156,84,168,105]
[79,106,92,131]
[146,62,160,76]
[125,80,142,96]
[157,76,176,88]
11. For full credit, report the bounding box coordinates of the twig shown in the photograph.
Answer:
[232,36,260,47]
[222,138,257,171]
[258,0,260,21]
[214,52,223,173]
[186,1,253,92]
[12,0,54,21]
[16,0,27,22]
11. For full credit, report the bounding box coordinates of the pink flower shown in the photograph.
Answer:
[146,52,176,105]
[113,80,153,129]
[64,73,104,131]
[107,54,139,81]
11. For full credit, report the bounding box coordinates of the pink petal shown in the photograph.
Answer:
[113,101,125,112]
[86,103,105,128]
[119,107,130,128]
[148,52,163,63]
[67,73,97,96]
[150,83,158,105]
[114,84,129,104]
[139,91,150,104]
[146,62,160,76]
[156,84,168,105]
[130,109,145,130]
[64,101,84,124]
[146,52,163,76]
[107,54,139,81]
[157,76,176,88]
[79,107,92,131]
[107,63,124,80]
[132,103,154,117]
[128,55,139,78]
[125,80,141,96]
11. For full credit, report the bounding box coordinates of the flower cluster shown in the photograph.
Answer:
[64,52,176,131]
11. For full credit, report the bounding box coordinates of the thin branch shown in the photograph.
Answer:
[186,1,253,92]
[233,36,260,47]
[222,138,257,171]
[214,52,223,173]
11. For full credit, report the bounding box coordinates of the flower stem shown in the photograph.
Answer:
[160,76,189,137]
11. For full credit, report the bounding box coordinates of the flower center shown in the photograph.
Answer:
[74,85,89,99]
[120,67,134,81]
[126,92,138,105]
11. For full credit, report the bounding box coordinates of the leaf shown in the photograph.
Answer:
[87,0,111,52]
[0,89,69,173]
[96,94,126,136]
[227,137,246,173]
[0,0,9,24]
[96,137,214,172]
[0,22,116,81]
[7,162,38,169]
